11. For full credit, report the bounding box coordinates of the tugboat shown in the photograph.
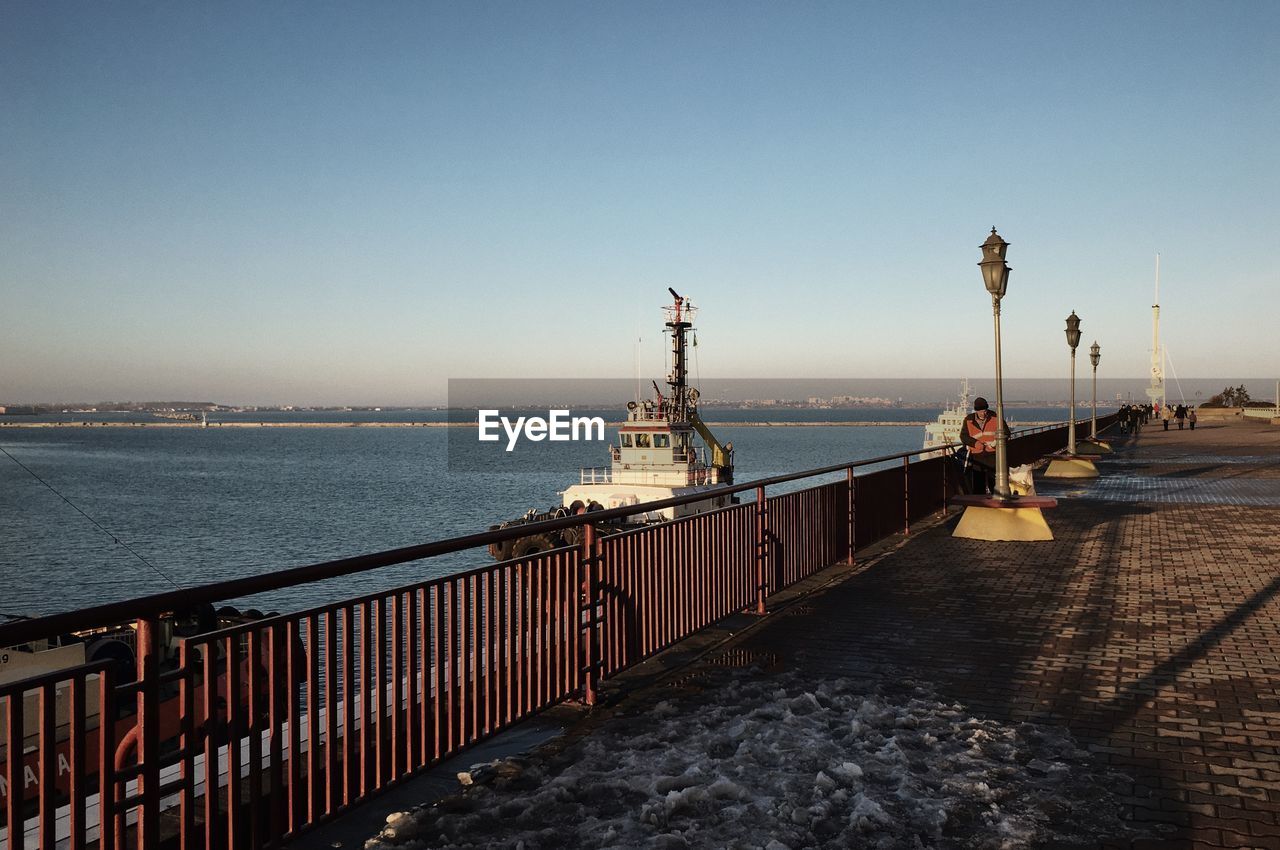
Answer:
[488,289,735,560]
[921,379,973,459]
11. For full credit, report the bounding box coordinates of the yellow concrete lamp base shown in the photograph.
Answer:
[1073,440,1112,455]
[1042,456,1100,479]
[950,495,1057,542]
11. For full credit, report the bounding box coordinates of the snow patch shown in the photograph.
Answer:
[364,669,1137,849]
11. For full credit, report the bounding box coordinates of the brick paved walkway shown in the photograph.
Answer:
[730,418,1280,849]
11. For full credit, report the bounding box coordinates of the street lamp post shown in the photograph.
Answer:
[1065,312,1082,454]
[1089,341,1100,440]
[978,228,1012,499]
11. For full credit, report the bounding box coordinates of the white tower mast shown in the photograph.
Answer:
[1145,254,1165,408]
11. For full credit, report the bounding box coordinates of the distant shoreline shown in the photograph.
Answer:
[0,420,1059,429]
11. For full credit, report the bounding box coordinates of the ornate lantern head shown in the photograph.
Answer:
[1065,311,1082,350]
[978,228,1010,299]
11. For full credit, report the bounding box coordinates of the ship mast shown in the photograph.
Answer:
[664,287,695,423]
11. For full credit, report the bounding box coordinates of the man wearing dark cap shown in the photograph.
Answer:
[960,396,1005,495]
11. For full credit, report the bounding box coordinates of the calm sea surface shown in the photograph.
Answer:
[0,407,1076,618]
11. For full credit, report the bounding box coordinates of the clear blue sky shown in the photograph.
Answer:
[2,1,1276,405]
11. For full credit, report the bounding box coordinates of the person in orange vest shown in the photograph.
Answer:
[960,396,1006,495]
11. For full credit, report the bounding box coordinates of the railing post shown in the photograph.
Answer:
[941,450,948,514]
[846,467,855,564]
[580,523,599,706]
[902,456,911,535]
[755,486,768,614]
[136,616,162,849]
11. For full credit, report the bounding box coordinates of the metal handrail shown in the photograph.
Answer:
[0,415,1110,647]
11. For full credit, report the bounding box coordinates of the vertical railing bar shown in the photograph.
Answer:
[941,453,949,515]
[176,642,195,850]
[490,570,501,734]
[553,554,565,698]
[575,549,584,693]
[612,537,622,672]
[540,555,548,702]
[416,588,429,767]
[340,605,355,806]
[676,522,686,642]
[528,563,539,712]
[571,546,583,690]
[610,536,623,674]
[642,532,653,655]
[654,529,665,650]
[373,598,387,789]
[501,566,513,727]
[203,637,222,849]
[431,586,444,764]
[903,456,911,535]
[5,693,24,850]
[359,603,371,798]
[459,578,471,746]
[305,613,321,822]
[566,550,577,694]
[755,486,768,614]
[514,566,525,719]
[704,514,714,626]
[703,513,713,625]
[709,515,720,623]
[522,564,532,714]
[268,626,286,843]
[444,581,455,756]
[138,618,162,850]
[541,555,551,708]
[286,620,303,836]
[226,632,244,847]
[406,588,420,771]
[97,665,117,850]
[246,628,264,849]
[38,684,56,849]
[324,611,339,817]
[390,594,403,783]
[68,674,87,850]
[660,526,670,649]
[477,573,488,736]
[468,575,479,743]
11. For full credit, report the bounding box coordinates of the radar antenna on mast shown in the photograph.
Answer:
[662,288,696,422]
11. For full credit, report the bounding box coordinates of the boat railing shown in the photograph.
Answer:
[627,411,667,422]
[0,412,1120,849]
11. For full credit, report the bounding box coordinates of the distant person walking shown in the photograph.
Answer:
[1162,405,1172,430]
[960,396,1003,495]
[1176,404,1187,430]
[1189,408,1197,430]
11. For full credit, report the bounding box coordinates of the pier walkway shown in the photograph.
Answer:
[358,417,1280,849]
[722,418,1280,848]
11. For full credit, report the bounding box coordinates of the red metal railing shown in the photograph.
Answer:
[0,414,1117,849]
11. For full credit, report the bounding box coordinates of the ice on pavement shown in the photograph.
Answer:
[366,668,1138,849]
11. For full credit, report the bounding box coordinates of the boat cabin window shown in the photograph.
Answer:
[634,433,651,448]
[620,433,633,447]
[653,433,670,448]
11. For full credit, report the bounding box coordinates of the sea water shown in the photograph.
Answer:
[0,407,1071,617]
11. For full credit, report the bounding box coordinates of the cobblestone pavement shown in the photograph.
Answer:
[731,419,1280,848]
